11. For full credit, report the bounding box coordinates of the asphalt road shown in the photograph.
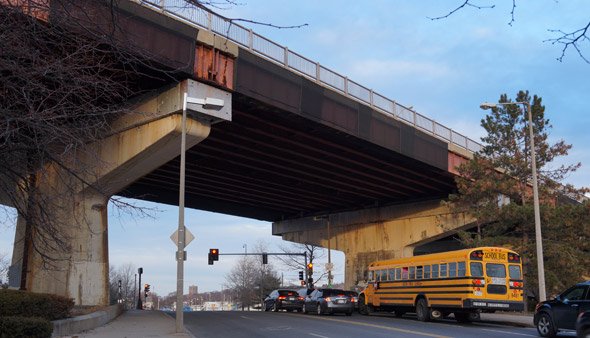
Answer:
[182,311,551,338]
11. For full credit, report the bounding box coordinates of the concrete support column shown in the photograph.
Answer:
[275,200,475,290]
[11,106,213,305]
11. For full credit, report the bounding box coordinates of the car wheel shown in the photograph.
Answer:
[317,304,323,315]
[272,302,279,312]
[302,304,308,314]
[416,298,430,322]
[536,312,557,337]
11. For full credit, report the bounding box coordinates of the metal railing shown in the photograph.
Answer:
[137,0,482,153]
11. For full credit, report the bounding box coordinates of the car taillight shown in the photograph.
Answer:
[297,296,304,301]
[351,297,357,303]
[324,297,331,302]
[278,296,286,300]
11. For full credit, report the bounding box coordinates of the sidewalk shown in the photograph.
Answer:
[479,311,535,327]
[71,310,193,338]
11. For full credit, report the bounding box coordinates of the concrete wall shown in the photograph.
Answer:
[52,304,123,337]
[274,199,475,289]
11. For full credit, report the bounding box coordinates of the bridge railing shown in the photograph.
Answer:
[137,0,482,153]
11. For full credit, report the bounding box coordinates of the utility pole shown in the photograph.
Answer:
[137,267,143,310]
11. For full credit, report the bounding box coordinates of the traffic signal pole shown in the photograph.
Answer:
[215,252,309,286]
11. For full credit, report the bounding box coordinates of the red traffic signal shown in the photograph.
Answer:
[210,248,219,261]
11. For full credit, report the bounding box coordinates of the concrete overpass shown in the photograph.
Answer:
[6,0,479,305]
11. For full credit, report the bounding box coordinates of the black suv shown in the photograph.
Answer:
[534,281,590,337]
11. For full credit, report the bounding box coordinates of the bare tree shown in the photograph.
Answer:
[224,256,259,310]
[430,1,590,63]
[0,252,9,286]
[108,263,137,308]
[276,243,328,287]
[224,241,281,310]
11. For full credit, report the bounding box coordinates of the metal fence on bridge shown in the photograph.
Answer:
[136,0,482,153]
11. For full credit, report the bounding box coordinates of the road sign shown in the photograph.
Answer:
[170,227,195,247]
[325,262,334,271]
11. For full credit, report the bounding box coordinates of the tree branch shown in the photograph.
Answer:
[545,20,590,63]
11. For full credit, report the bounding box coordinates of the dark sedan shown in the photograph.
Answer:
[303,288,354,316]
[577,310,590,338]
[534,281,590,337]
[264,289,304,312]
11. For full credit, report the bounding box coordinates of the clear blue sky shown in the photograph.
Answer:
[1,1,588,295]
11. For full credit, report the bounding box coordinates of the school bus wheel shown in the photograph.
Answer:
[416,298,430,322]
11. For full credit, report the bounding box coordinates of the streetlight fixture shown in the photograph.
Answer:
[479,101,546,302]
[175,93,225,333]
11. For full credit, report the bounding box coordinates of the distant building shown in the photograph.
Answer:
[188,285,198,296]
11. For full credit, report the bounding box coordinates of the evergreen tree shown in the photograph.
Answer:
[448,90,589,301]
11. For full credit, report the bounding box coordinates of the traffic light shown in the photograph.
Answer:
[298,271,304,280]
[208,252,214,265]
[210,248,219,261]
[144,284,150,298]
[307,262,313,276]
[262,253,268,264]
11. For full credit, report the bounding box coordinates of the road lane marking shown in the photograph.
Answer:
[293,315,451,338]
[482,329,537,337]
[240,315,254,320]
[309,333,329,338]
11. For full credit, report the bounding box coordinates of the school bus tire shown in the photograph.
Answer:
[415,298,431,322]
[358,294,368,315]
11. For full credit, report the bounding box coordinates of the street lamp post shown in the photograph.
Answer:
[480,101,546,302]
[313,215,333,287]
[176,93,226,332]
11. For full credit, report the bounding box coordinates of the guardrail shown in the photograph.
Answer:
[137,0,482,153]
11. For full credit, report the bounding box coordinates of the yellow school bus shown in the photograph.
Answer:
[358,247,524,322]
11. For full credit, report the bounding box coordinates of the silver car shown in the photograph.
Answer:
[303,288,354,316]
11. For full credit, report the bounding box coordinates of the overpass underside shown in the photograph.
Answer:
[6,0,475,305]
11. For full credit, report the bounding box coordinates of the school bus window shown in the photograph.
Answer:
[458,261,466,277]
[449,262,457,277]
[470,262,483,277]
[432,264,439,278]
[440,263,447,277]
[486,263,506,278]
[409,266,416,279]
[368,270,374,281]
[424,265,431,279]
[382,270,388,281]
[388,269,395,281]
[416,266,423,279]
[395,268,401,280]
[401,267,409,279]
[509,265,522,279]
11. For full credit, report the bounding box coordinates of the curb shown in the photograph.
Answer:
[52,304,123,337]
